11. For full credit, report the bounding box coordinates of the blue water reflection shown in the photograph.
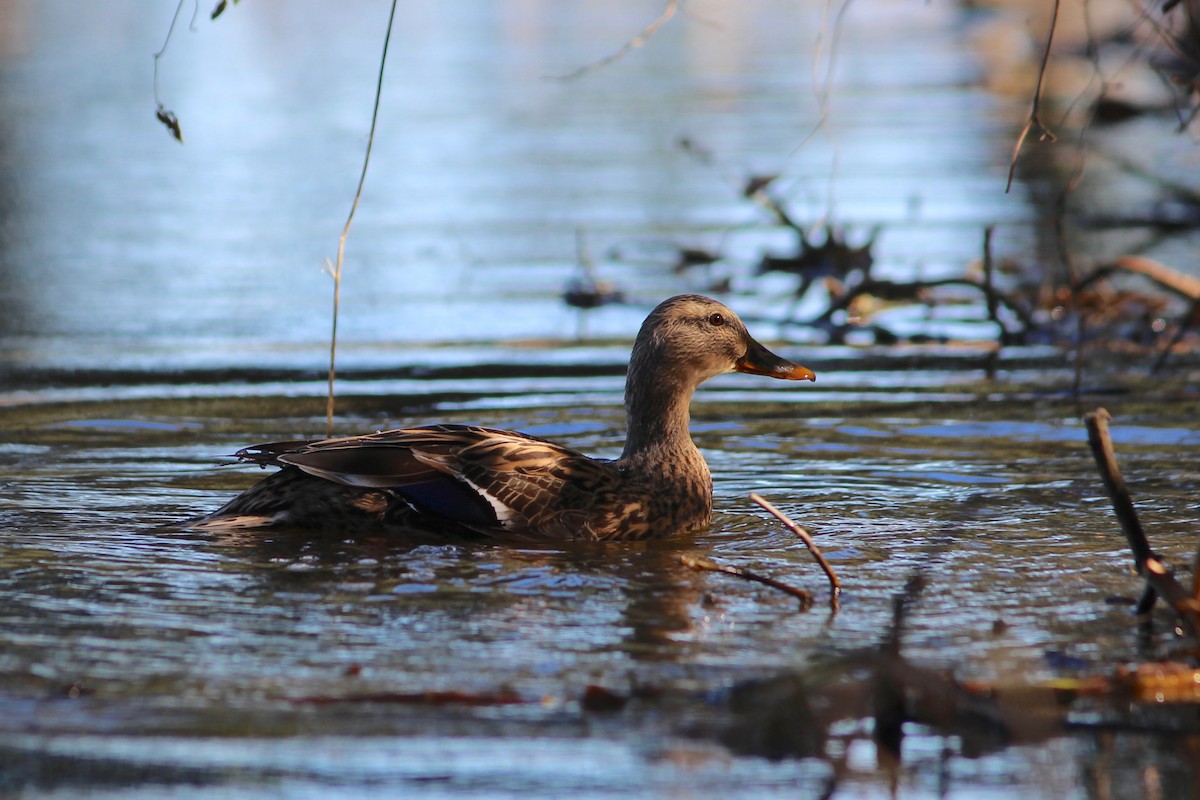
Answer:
[0,0,1031,373]
[5,2,1196,799]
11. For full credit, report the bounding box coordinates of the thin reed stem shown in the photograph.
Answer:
[326,0,399,436]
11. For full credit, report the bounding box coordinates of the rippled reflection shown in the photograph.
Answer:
[3,380,1199,795]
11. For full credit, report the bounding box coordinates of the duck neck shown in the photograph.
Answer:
[619,368,699,463]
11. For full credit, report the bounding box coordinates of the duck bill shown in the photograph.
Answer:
[735,339,816,382]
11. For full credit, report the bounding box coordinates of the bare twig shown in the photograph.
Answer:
[1144,558,1200,635]
[553,1,678,81]
[750,492,841,603]
[1073,255,1200,374]
[680,554,813,609]
[1090,146,1200,209]
[804,0,858,214]
[1153,294,1200,374]
[981,225,1003,341]
[150,1,242,140]
[676,136,810,233]
[1083,408,1200,637]
[324,0,399,437]
[811,276,1035,332]
[1083,408,1153,564]
[576,228,598,285]
[1006,0,1061,193]
[811,0,856,118]
[1046,109,1092,396]
[1101,255,1200,301]
[152,0,191,142]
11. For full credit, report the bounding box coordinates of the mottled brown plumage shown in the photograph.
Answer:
[190,295,815,541]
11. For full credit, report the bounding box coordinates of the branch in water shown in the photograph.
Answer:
[681,554,813,610]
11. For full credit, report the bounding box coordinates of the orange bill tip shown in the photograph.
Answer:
[735,340,816,382]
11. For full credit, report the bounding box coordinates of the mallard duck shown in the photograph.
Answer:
[191,295,815,541]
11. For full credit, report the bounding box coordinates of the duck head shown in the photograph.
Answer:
[629,294,816,388]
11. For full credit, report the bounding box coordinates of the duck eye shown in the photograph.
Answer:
[708,312,726,327]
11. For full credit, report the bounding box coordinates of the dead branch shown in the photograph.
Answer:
[747,182,807,233]
[812,277,1035,333]
[1089,146,1200,208]
[1153,294,1200,374]
[680,554,813,609]
[1083,408,1200,637]
[677,136,806,232]
[553,1,678,81]
[1084,409,1155,566]
[749,492,841,604]
[980,225,1009,346]
[802,0,858,216]
[1006,0,1061,193]
[1096,255,1200,302]
[325,0,399,437]
[811,0,856,118]
[1074,256,1200,374]
[152,0,192,142]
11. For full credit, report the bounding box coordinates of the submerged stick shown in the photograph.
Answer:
[1083,408,1200,637]
[680,555,813,609]
[750,492,841,603]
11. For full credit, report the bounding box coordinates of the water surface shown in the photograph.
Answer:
[2,1,1199,798]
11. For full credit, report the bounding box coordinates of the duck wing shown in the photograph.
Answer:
[236,424,615,535]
